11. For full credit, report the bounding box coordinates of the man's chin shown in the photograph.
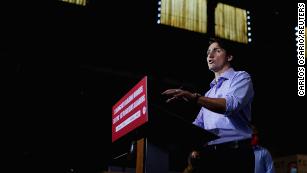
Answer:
[208,67,217,72]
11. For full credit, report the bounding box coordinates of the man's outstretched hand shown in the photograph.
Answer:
[162,89,198,103]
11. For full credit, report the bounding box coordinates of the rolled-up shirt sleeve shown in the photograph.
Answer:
[225,72,254,116]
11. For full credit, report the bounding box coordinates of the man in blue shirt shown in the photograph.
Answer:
[252,126,275,173]
[162,38,255,173]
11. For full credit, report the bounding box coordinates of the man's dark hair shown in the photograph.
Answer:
[208,37,235,56]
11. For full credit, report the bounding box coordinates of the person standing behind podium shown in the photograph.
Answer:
[162,38,255,173]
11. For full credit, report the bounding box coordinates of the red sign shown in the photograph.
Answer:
[112,76,148,142]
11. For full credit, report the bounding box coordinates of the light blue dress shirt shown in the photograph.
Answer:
[193,68,254,145]
[254,145,275,173]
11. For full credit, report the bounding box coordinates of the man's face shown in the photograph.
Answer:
[206,42,229,72]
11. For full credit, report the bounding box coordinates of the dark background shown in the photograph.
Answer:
[3,0,306,172]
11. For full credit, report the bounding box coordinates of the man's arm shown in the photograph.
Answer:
[162,72,253,115]
[196,96,226,114]
[162,89,226,113]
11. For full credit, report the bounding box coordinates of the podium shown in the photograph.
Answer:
[111,76,218,173]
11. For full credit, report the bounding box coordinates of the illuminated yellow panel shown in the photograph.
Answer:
[59,0,87,6]
[215,3,248,43]
[160,0,207,34]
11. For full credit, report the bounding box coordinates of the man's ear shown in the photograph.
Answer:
[227,55,233,62]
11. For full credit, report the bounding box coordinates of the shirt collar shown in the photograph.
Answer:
[210,68,235,88]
